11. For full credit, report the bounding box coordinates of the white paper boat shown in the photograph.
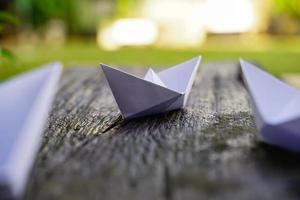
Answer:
[0,63,62,198]
[100,56,201,119]
[240,59,300,152]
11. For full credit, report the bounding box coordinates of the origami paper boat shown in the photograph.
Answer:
[0,63,62,198]
[240,59,300,152]
[100,56,201,119]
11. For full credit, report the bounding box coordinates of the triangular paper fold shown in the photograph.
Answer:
[100,56,201,119]
[144,68,166,87]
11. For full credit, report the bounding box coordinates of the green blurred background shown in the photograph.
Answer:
[0,0,300,80]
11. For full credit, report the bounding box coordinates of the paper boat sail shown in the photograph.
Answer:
[0,63,62,198]
[240,59,300,152]
[100,56,201,119]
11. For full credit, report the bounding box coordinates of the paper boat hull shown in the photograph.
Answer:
[251,97,300,152]
[260,122,300,152]
[127,95,184,119]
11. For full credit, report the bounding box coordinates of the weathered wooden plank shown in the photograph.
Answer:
[21,62,300,200]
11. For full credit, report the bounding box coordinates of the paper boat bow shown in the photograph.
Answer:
[100,56,201,119]
[240,59,300,152]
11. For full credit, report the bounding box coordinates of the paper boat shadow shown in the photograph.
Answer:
[100,56,201,119]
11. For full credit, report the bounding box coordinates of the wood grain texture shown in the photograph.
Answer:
[21,62,300,200]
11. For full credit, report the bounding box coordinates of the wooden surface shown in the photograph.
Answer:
[21,62,300,200]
